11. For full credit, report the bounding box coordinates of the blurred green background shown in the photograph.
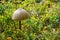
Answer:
[0,0,60,40]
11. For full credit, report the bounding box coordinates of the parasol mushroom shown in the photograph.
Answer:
[12,8,30,29]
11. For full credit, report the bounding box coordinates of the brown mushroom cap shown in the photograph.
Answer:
[12,8,30,21]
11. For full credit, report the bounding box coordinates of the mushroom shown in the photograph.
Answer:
[12,8,30,29]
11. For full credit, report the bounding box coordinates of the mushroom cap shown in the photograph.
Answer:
[12,8,30,21]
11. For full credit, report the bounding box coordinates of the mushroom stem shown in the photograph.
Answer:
[19,21,21,29]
